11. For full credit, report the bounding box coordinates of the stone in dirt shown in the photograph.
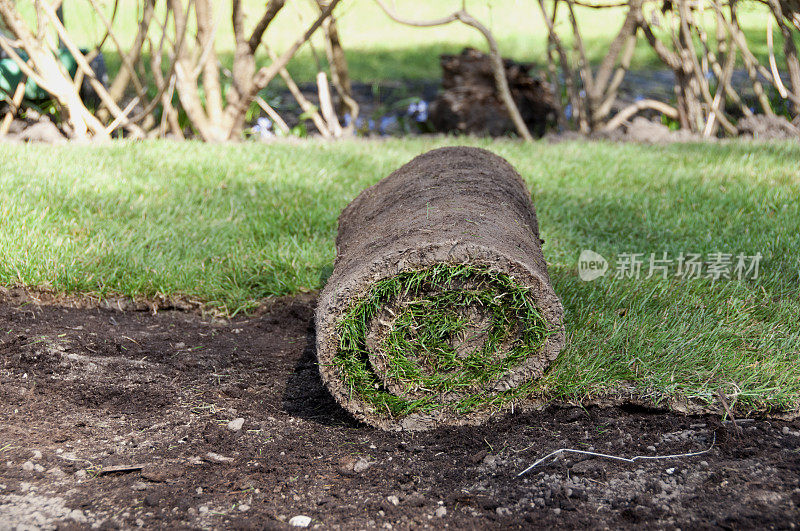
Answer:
[289,515,312,527]
[227,417,245,431]
[337,455,372,475]
[353,457,372,473]
[205,452,233,463]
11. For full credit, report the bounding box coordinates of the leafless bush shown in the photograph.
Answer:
[0,0,798,141]
[541,0,799,135]
[0,0,352,140]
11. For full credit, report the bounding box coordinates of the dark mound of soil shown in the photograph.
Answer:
[429,48,557,137]
[1,295,798,529]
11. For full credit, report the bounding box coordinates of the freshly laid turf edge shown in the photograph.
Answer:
[315,146,565,430]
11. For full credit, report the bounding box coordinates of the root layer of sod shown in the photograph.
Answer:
[333,264,550,419]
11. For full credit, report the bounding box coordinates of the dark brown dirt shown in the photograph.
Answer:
[1,295,799,529]
[317,147,565,430]
[429,47,557,137]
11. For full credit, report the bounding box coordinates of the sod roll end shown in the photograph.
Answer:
[316,147,565,431]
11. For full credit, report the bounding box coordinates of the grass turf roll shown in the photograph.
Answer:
[316,146,565,430]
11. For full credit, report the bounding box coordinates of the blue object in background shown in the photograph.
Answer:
[251,117,273,139]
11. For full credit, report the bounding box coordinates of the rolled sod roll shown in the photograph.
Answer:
[316,146,564,431]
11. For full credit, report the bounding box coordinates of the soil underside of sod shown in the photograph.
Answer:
[1,293,799,528]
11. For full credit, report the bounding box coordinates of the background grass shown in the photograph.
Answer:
[1,138,798,413]
[13,0,785,83]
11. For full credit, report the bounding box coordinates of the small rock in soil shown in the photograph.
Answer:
[337,456,357,476]
[387,495,400,506]
[353,457,372,473]
[435,506,447,517]
[205,452,233,463]
[238,504,250,512]
[289,515,312,527]
[468,449,488,465]
[338,455,371,475]
[227,418,245,432]
[69,509,87,523]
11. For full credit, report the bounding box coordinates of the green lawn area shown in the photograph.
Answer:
[20,0,783,82]
[1,138,798,414]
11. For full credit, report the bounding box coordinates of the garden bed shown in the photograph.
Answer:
[0,294,798,528]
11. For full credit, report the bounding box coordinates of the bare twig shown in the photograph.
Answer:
[104,97,140,135]
[517,432,716,477]
[0,79,25,136]
[538,0,581,130]
[717,391,742,436]
[603,98,679,131]
[317,71,342,137]
[223,0,342,138]
[767,0,800,107]
[129,3,191,125]
[195,0,223,124]
[40,1,146,137]
[254,96,290,134]
[0,35,56,97]
[266,47,330,137]
[0,1,106,139]
[319,1,359,123]
[767,16,789,98]
[94,464,146,475]
[86,0,147,102]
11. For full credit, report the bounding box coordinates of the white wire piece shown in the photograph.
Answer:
[517,432,716,477]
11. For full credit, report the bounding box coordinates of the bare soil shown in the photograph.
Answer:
[1,294,799,529]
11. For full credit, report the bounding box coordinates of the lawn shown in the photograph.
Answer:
[1,138,798,414]
[16,0,783,82]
